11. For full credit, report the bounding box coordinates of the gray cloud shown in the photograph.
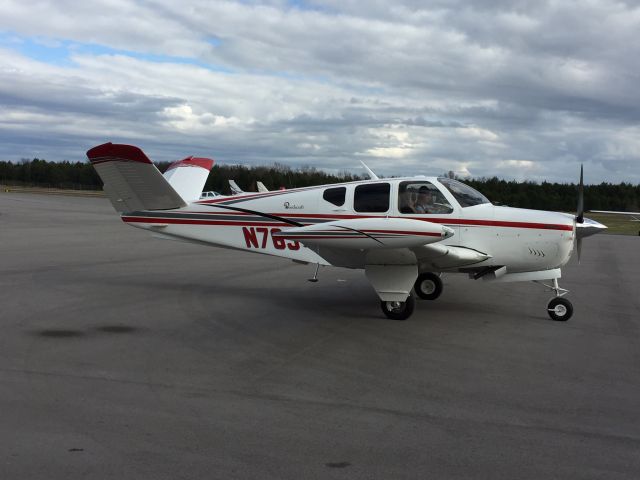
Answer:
[0,0,638,183]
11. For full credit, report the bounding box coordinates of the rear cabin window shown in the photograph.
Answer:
[354,183,390,213]
[323,187,346,206]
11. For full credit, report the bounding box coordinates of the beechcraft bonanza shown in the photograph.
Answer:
[87,143,606,321]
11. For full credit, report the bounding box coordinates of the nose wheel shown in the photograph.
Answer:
[537,278,573,321]
[547,297,573,321]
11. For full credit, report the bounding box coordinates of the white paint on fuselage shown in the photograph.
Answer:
[126,177,576,273]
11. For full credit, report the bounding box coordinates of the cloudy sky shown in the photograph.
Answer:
[1,0,639,183]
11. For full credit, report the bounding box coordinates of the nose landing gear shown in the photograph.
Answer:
[537,278,573,321]
[548,297,573,321]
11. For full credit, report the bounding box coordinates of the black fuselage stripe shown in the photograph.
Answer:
[208,205,304,227]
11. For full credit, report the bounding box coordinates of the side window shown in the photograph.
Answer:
[354,183,390,213]
[323,187,346,207]
[398,181,453,215]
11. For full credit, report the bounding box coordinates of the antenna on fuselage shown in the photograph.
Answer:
[359,161,379,180]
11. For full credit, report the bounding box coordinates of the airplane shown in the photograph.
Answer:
[87,142,607,321]
[229,179,270,194]
[228,179,244,195]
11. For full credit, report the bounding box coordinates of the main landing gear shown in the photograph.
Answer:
[380,272,444,320]
[537,278,573,321]
[414,272,443,300]
[380,296,415,321]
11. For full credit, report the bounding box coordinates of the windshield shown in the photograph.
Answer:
[438,178,490,208]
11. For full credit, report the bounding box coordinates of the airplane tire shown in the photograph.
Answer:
[414,273,443,300]
[381,295,415,321]
[547,297,573,321]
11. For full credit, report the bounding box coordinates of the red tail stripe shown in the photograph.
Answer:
[166,156,214,171]
[87,143,152,164]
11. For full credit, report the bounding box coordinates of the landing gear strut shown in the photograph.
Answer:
[380,295,415,321]
[537,278,573,321]
[414,272,443,300]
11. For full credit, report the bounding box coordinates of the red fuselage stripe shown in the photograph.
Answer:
[122,217,287,227]
[123,214,572,232]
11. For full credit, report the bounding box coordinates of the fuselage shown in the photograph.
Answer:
[121,176,577,274]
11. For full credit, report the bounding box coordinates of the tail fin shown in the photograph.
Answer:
[87,143,186,212]
[256,181,269,193]
[228,179,244,195]
[163,156,214,203]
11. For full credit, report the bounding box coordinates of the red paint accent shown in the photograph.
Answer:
[87,143,152,164]
[242,227,259,248]
[275,229,441,238]
[362,229,441,237]
[183,210,253,216]
[271,229,286,250]
[123,212,572,233]
[122,217,288,227]
[276,235,373,240]
[166,156,214,171]
[266,213,573,232]
[287,240,300,250]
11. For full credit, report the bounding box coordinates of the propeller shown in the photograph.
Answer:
[576,164,584,262]
[577,164,584,224]
[572,164,607,261]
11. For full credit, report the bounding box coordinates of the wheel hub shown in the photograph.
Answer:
[420,280,436,295]
[387,301,402,312]
[550,304,567,316]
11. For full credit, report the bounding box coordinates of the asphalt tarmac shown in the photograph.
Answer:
[1,192,639,480]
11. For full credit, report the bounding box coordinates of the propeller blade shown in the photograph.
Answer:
[576,236,582,264]
[576,164,584,224]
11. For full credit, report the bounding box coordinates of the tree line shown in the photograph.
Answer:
[1,158,639,212]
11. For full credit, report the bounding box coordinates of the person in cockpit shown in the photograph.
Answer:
[414,186,434,214]
[399,189,417,213]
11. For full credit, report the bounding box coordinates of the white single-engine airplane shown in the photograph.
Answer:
[87,142,607,321]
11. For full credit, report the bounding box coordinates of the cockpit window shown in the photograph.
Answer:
[398,181,453,215]
[438,178,490,208]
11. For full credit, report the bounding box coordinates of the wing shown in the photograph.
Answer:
[589,210,640,221]
[273,217,454,250]
[412,243,491,270]
[274,217,464,302]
